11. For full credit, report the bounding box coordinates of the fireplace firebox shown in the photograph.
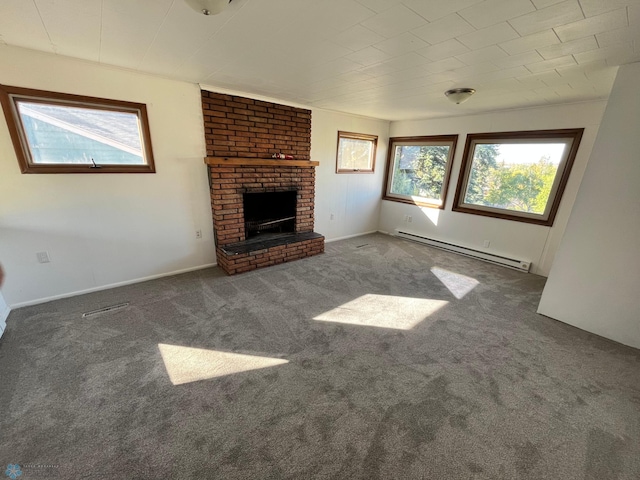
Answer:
[243,191,297,239]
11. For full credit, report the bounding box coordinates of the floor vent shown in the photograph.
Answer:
[394,230,531,273]
[82,302,130,318]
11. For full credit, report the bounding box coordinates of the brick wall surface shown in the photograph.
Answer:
[202,89,322,275]
[202,90,312,160]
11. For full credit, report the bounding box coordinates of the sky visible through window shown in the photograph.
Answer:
[17,101,144,165]
[491,143,566,165]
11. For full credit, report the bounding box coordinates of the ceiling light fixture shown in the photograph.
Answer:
[444,88,476,105]
[185,0,232,15]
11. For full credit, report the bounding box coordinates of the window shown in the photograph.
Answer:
[383,135,458,208]
[453,129,583,226]
[336,131,377,173]
[0,84,155,174]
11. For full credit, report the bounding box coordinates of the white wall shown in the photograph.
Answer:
[0,291,8,337]
[0,45,216,307]
[538,62,640,349]
[0,47,390,307]
[312,109,389,241]
[379,101,606,276]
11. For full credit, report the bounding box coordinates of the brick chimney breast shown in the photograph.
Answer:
[202,90,323,275]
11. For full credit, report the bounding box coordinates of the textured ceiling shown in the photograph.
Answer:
[0,0,638,120]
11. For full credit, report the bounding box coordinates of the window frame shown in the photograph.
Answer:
[383,135,458,209]
[0,84,156,174]
[335,131,378,174]
[452,129,584,226]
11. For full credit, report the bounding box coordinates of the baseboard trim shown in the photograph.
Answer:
[10,263,218,309]
[324,231,378,243]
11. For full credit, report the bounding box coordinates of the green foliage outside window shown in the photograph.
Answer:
[390,145,451,201]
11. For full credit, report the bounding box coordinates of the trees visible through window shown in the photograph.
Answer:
[453,129,583,225]
[0,84,155,174]
[384,135,458,208]
[336,131,377,173]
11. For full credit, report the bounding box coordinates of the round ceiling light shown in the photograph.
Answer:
[444,88,476,105]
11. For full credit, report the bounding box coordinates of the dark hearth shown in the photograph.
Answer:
[244,191,296,239]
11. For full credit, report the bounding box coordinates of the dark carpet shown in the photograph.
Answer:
[1,233,639,479]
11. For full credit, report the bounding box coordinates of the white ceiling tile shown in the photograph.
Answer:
[332,25,386,52]
[355,0,402,14]
[596,26,640,48]
[423,71,459,84]
[411,14,475,44]
[556,59,607,76]
[578,0,640,18]
[360,4,428,38]
[493,50,546,68]
[531,69,572,85]
[456,45,509,65]
[0,0,52,52]
[583,64,620,81]
[531,0,566,7]
[139,2,237,74]
[0,0,633,120]
[374,32,428,54]
[473,66,531,85]
[537,36,599,59]
[554,8,628,42]
[459,0,536,29]
[34,0,102,61]
[526,54,577,72]
[311,1,380,34]
[554,64,589,77]
[417,39,470,61]
[457,22,520,49]
[100,0,174,69]
[360,52,427,76]
[573,43,636,64]
[425,57,467,73]
[499,30,561,54]
[401,0,484,22]
[451,62,502,80]
[630,5,640,26]
[344,46,393,66]
[509,0,584,36]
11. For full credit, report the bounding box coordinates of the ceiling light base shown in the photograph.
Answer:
[185,0,231,16]
[445,88,476,105]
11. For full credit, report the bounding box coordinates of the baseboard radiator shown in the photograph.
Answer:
[394,229,531,273]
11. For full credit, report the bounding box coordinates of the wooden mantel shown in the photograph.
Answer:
[205,157,319,167]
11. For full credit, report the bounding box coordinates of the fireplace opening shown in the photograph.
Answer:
[243,190,297,239]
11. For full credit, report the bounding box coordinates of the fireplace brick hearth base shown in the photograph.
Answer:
[217,233,325,275]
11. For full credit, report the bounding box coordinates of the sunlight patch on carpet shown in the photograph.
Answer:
[313,294,448,330]
[431,267,479,299]
[158,344,288,385]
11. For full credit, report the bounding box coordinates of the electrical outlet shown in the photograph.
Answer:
[36,251,50,263]
[330,213,335,220]
[408,216,413,223]
[195,229,202,239]
[483,240,490,248]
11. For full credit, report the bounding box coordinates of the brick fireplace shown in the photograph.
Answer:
[202,90,324,275]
